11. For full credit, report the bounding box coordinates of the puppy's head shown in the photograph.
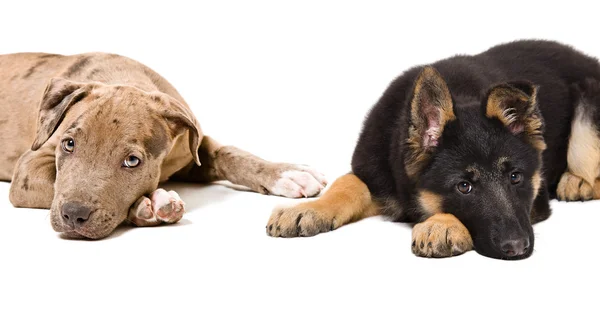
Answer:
[406,67,545,260]
[32,78,201,239]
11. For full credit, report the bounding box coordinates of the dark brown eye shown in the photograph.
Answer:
[510,172,523,184]
[457,181,472,194]
[62,138,75,153]
[123,156,141,168]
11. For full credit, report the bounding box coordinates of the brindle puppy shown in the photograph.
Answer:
[0,52,326,239]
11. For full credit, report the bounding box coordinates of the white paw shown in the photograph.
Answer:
[270,167,327,198]
[128,189,185,226]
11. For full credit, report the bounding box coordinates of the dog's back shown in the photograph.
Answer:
[353,40,600,202]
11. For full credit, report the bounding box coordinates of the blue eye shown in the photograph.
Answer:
[510,172,523,184]
[457,182,472,194]
[62,138,75,153]
[123,156,141,168]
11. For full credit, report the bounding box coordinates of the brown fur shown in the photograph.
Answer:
[1,52,325,239]
[486,84,546,151]
[411,213,473,258]
[406,66,456,179]
[266,173,379,237]
[418,190,442,216]
[557,99,600,201]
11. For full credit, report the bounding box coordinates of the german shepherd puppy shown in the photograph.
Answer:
[266,40,600,260]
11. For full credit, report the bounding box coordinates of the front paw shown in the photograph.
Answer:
[128,189,185,227]
[266,205,335,237]
[556,172,593,201]
[266,165,328,198]
[412,214,473,258]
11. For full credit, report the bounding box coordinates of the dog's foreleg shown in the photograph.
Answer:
[9,148,56,209]
[174,135,328,198]
[266,173,379,237]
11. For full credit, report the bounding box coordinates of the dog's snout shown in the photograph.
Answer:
[500,238,530,258]
[61,202,92,228]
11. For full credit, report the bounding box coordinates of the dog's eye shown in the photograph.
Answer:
[510,172,523,184]
[61,138,75,153]
[457,181,472,194]
[123,156,141,168]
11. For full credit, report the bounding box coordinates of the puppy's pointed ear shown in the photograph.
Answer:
[485,81,546,151]
[32,78,90,150]
[406,66,455,177]
[409,66,455,148]
[160,95,203,166]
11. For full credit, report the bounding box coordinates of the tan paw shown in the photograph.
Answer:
[128,189,185,227]
[268,165,328,198]
[412,214,473,258]
[557,172,593,201]
[266,205,335,237]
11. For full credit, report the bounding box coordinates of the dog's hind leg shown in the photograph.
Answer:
[266,173,379,237]
[9,147,56,209]
[172,135,328,198]
[557,79,600,201]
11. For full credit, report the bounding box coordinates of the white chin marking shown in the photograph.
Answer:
[270,170,325,198]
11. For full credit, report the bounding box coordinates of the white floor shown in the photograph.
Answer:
[2,178,600,328]
[2,1,600,328]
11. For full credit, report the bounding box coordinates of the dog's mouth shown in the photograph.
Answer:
[50,204,124,240]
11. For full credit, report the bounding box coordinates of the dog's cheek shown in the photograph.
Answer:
[85,211,124,239]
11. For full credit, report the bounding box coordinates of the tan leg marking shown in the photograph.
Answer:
[266,173,379,237]
[559,102,600,201]
[557,172,593,201]
[412,213,473,258]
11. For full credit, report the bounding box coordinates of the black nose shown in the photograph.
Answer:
[500,238,530,257]
[61,202,92,228]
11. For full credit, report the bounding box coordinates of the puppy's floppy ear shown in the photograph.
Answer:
[32,78,90,151]
[485,81,546,151]
[406,66,455,177]
[160,95,203,166]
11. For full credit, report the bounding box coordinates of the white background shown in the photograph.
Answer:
[1,1,599,328]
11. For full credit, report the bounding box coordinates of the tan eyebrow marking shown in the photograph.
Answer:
[466,165,480,180]
[496,156,509,170]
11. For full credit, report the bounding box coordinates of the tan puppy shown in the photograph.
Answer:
[0,53,326,239]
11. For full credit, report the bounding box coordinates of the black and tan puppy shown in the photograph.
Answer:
[267,40,600,260]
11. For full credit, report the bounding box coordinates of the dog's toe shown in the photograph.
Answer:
[128,196,158,227]
[151,189,185,224]
[557,172,593,201]
[267,206,334,237]
[270,168,326,198]
[412,214,473,258]
[128,189,185,226]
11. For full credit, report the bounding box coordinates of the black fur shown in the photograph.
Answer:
[351,40,600,259]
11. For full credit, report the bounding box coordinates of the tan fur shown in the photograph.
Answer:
[556,101,600,202]
[557,172,594,201]
[486,87,529,126]
[532,170,542,200]
[485,85,546,151]
[566,104,600,186]
[411,213,473,258]
[266,173,379,237]
[405,66,455,179]
[1,52,325,239]
[418,190,442,216]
